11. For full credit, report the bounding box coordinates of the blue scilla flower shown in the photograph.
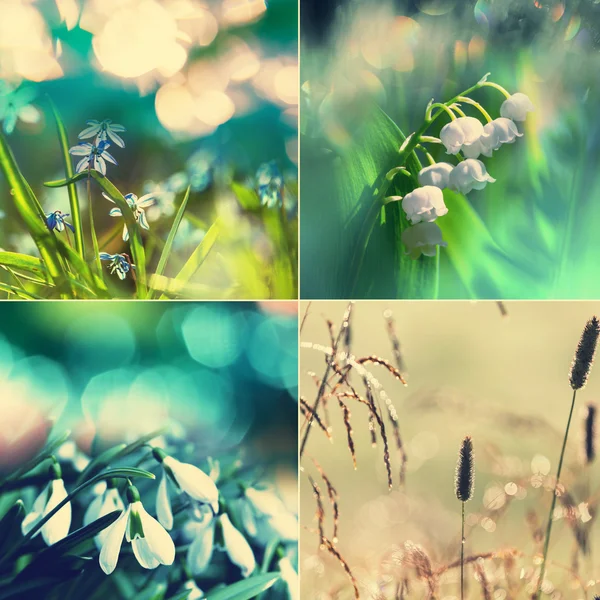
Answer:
[46,211,74,233]
[256,161,283,208]
[99,253,135,280]
[69,140,117,175]
[78,119,126,148]
[0,83,39,135]
[102,192,155,242]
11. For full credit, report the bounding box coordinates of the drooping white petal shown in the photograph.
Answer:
[99,506,129,574]
[95,156,107,175]
[137,503,175,566]
[279,557,299,600]
[102,192,116,204]
[109,208,122,217]
[132,537,161,569]
[500,92,534,122]
[75,157,89,173]
[69,143,93,156]
[137,209,150,230]
[156,472,174,530]
[103,151,118,166]
[401,222,448,260]
[187,520,215,575]
[182,580,205,600]
[79,124,101,139]
[164,457,219,512]
[41,479,71,546]
[401,186,448,225]
[91,489,125,548]
[418,163,453,189]
[267,510,298,542]
[83,493,105,528]
[122,224,130,242]
[21,483,49,537]
[220,514,256,578]
[240,501,258,537]
[106,129,125,148]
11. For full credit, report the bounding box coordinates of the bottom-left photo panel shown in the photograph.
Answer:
[0,301,298,600]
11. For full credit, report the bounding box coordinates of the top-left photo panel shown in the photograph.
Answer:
[0,0,298,300]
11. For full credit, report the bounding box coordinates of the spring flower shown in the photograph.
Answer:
[241,487,298,543]
[78,119,126,148]
[99,485,175,575]
[219,513,256,578]
[279,556,299,600]
[57,440,90,472]
[440,117,484,155]
[181,581,204,600]
[448,159,495,194]
[21,464,71,546]
[46,211,74,233]
[99,253,135,280]
[69,140,117,175]
[102,192,155,242]
[84,480,125,549]
[153,448,219,531]
[478,117,522,156]
[398,186,448,224]
[500,93,534,122]
[0,83,39,135]
[256,161,284,208]
[401,222,447,259]
[418,163,454,189]
[186,509,216,575]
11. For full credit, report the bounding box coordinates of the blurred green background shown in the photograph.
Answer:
[1,301,298,483]
[300,300,600,598]
[300,0,600,299]
[0,0,298,298]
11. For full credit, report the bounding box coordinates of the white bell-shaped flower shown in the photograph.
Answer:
[448,159,496,194]
[242,487,298,543]
[153,448,219,530]
[22,464,71,546]
[418,163,453,189]
[219,514,256,578]
[500,92,534,121]
[440,117,484,155]
[99,485,175,575]
[186,512,216,575]
[479,117,522,155]
[84,480,125,549]
[278,557,299,600]
[401,222,447,259]
[400,186,448,224]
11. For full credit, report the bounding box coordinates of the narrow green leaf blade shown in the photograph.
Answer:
[231,182,261,211]
[205,573,280,600]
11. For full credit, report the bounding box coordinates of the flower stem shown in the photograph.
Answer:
[456,96,493,123]
[87,171,102,276]
[461,500,465,600]
[481,81,511,99]
[535,389,578,599]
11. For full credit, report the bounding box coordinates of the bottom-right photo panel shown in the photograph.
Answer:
[299,301,600,600]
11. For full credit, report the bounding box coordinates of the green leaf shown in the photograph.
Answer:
[48,98,84,259]
[0,130,72,297]
[205,573,280,600]
[149,186,191,298]
[0,501,24,559]
[300,103,437,298]
[158,219,220,299]
[260,538,280,574]
[75,443,127,486]
[0,252,48,278]
[0,283,42,299]
[166,591,191,600]
[231,182,261,211]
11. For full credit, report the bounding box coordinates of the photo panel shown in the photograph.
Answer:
[300,300,600,598]
[0,301,298,599]
[0,0,298,300]
[300,0,599,299]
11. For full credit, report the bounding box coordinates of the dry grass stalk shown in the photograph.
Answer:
[356,355,408,386]
[312,457,340,543]
[300,396,332,442]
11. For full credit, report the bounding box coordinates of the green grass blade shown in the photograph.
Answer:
[157,218,220,299]
[48,98,84,258]
[231,182,261,211]
[148,185,191,299]
[205,573,280,600]
[0,252,47,277]
[86,175,103,276]
[0,131,72,297]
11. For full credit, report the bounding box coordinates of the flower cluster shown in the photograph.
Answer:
[387,84,534,259]
[256,161,284,208]
[68,120,125,176]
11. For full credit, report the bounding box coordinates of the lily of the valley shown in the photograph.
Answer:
[440,116,484,155]
[448,159,496,194]
[463,117,523,158]
[401,222,447,260]
[418,163,453,189]
[102,192,155,242]
[389,186,448,224]
[99,484,175,575]
[21,463,71,546]
[83,479,125,549]
[153,447,219,531]
[500,93,534,122]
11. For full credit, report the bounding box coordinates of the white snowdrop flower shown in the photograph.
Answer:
[500,92,534,122]
[278,557,299,600]
[186,514,216,575]
[400,186,448,224]
[219,513,256,578]
[99,485,175,575]
[479,117,522,155]
[440,117,484,155]
[83,480,125,549]
[152,448,219,531]
[448,159,496,194]
[57,440,91,472]
[418,163,454,189]
[242,488,298,542]
[401,222,447,259]
[182,580,205,600]
[21,464,71,546]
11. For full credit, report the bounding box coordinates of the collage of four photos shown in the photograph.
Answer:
[1,0,600,598]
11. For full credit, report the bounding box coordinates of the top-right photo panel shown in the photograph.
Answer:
[300,0,599,299]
